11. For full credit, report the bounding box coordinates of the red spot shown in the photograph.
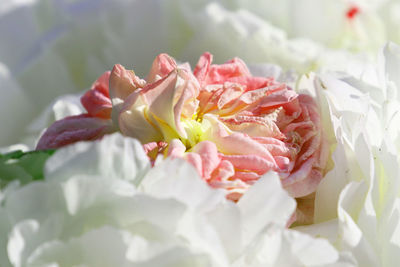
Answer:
[346,6,360,20]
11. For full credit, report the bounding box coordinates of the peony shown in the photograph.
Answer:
[0,133,343,267]
[37,53,328,224]
[294,42,400,267]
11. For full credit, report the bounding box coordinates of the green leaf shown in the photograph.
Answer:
[0,150,55,188]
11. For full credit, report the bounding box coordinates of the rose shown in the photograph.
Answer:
[0,133,343,267]
[37,53,328,225]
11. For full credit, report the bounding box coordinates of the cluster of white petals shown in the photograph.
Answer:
[0,133,342,267]
[296,42,400,267]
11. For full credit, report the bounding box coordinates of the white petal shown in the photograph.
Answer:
[139,158,226,211]
[238,171,296,245]
[45,133,150,185]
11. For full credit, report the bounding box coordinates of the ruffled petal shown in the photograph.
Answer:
[146,53,178,83]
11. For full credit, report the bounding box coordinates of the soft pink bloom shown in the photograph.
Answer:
[37,53,328,224]
[187,53,328,200]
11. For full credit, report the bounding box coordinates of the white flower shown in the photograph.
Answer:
[321,42,400,150]
[295,43,400,267]
[0,133,343,267]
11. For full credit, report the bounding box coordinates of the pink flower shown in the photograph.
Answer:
[37,53,328,224]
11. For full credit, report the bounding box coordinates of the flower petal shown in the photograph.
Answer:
[146,53,178,83]
[118,90,163,144]
[190,141,221,179]
[80,71,112,119]
[109,64,146,124]
[36,114,114,150]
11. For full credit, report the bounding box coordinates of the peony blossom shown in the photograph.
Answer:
[295,42,400,267]
[37,53,328,225]
[0,133,344,267]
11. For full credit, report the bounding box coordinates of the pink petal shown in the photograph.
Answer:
[252,137,291,159]
[231,171,259,182]
[220,114,284,139]
[36,114,114,150]
[214,83,290,116]
[197,85,224,114]
[209,159,235,182]
[221,154,276,174]
[252,136,284,144]
[91,70,111,96]
[216,132,277,165]
[185,152,203,177]
[281,156,323,197]
[147,53,177,83]
[194,52,212,86]
[227,76,274,91]
[274,156,291,170]
[256,87,298,110]
[191,141,221,179]
[81,71,112,119]
[206,57,251,84]
[109,64,146,116]
[216,83,244,109]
